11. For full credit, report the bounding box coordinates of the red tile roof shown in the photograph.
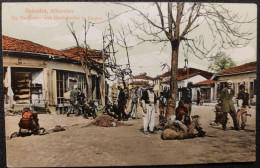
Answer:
[2,36,104,64]
[157,71,171,78]
[132,75,153,80]
[155,68,213,80]
[62,47,106,60]
[217,61,257,75]
[2,35,75,58]
[129,81,149,86]
[161,72,205,84]
[177,72,201,81]
[193,80,215,86]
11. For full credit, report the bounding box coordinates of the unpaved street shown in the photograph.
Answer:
[5,105,256,167]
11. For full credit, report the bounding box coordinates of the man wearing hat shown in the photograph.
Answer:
[117,86,128,121]
[141,82,157,134]
[67,85,78,117]
[181,82,193,116]
[220,80,239,130]
[236,84,250,129]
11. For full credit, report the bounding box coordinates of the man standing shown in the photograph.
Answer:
[67,85,78,117]
[220,80,239,130]
[117,86,128,121]
[159,92,167,121]
[141,83,157,134]
[181,82,193,116]
[236,84,250,130]
[128,88,139,119]
[76,88,86,118]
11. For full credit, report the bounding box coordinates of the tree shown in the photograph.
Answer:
[67,15,133,108]
[208,52,236,72]
[67,20,92,102]
[67,20,107,104]
[116,2,255,118]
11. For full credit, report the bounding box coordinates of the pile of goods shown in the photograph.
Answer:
[49,125,65,133]
[92,115,130,127]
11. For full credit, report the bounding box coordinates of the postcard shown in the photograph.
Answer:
[1,1,257,167]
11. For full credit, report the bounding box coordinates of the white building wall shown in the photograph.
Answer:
[47,60,85,73]
[183,75,208,87]
[215,72,256,103]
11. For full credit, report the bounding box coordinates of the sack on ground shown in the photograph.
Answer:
[161,129,178,140]
[173,120,188,133]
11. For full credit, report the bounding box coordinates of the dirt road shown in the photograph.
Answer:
[5,105,256,167]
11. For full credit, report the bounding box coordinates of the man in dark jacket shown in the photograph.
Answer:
[76,88,86,117]
[220,80,239,130]
[117,87,128,121]
[181,82,193,116]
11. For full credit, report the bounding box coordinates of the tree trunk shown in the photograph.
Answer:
[100,72,105,108]
[85,67,92,102]
[100,52,106,108]
[166,40,179,119]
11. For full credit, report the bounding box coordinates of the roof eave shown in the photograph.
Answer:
[3,50,84,64]
[216,69,257,77]
[3,50,67,59]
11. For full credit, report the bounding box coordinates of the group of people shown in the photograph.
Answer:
[105,85,140,121]
[66,79,251,133]
[114,85,149,121]
[107,83,158,133]
[140,81,204,136]
[218,80,250,130]
[114,82,196,135]
[66,86,97,119]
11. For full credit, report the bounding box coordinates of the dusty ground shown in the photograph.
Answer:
[5,105,256,167]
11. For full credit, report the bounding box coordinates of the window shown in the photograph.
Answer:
[56,71,86,104]
[217,82,226,98]
[56,71,68,104]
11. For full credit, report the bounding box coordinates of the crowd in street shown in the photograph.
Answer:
[66,79,251,135]
[16,79,251,139]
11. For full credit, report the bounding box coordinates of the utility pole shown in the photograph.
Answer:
[184,58,189,85]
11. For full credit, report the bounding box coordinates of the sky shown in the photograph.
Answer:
[2,2,257,79]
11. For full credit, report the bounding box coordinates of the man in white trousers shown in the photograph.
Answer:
[141,83,157,135]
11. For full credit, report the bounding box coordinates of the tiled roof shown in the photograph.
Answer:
[156,68,213,80]
[217,61,257,75]
[2,35,103,64]
[157,68,213,84]
[129,81,149,86]
[157,71,171,78]
[132,75,153,80]
[62,47,105,59]
[177,72,202,81]
[160,72,204,84]
[193,80,215,86]
[2,35,75,58]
